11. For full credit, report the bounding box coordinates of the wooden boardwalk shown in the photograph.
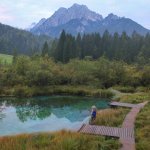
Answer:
[110,101,138,108]
[119,101,148,150]
[79,124,134,138]
[79,101,148,150]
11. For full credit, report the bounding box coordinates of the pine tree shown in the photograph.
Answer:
[51,30,150,64]
[55,30,66,62]
[101,30,111,58]
[112,32,120,60]
[76,33,82,58]
[42,42,49,57]
[49,39,58,57]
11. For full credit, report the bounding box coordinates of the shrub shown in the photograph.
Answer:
[13,86,33,97]
[136,86,150,92]
[114,86,136,93]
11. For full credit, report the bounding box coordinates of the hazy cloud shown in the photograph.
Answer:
[0,5,14,23]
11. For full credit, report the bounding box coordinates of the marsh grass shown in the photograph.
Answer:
[133,103,150,150]
[0,131,120,150]
[135,86,150,93]
[1,85,114,98]
[117,92,150,104]
[113,86,136,93]
[92,108,129,127]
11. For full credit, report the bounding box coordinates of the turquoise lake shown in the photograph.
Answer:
[0,96,110,136]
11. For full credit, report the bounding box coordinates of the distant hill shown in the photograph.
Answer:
[0,23,52,55]
[30,4,150,37]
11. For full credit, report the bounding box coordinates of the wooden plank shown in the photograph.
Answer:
[79,124,134,138]
[78,124,86,132]
[110,102,137,108]
[119,101,148,150]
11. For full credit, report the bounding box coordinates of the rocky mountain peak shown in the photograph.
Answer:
[70,3,88,9]
[55,7,67,14]
[40,4,103,27]
[105,13,120,20]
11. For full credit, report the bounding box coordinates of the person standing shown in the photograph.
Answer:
[90,105,97,124]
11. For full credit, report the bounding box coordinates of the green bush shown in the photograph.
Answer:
[114,86,136,93]
[0,56,150,96]
[136,86,150,92]
[13,86,33,97]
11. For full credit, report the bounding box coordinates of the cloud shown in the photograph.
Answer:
[0,5,14,23]
[0,0,55,28]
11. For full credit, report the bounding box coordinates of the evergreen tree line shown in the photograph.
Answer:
[48,30,150,64]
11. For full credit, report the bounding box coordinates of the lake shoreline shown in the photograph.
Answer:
[0,85,114,98]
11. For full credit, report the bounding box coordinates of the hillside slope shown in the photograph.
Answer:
[0,23,52,55]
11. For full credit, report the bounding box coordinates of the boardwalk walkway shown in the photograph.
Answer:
[110,101,138,108]
[79,124,134,138]
[78,101,148,150]
[119,101,148,150]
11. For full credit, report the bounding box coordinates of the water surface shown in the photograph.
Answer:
[0,96,109,136]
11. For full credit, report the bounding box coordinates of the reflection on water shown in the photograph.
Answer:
[0,96,109,136]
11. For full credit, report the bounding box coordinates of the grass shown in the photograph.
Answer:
[0,53,13,64]
[0,131,120,150]
[113,86,136,93]
[116,92,150,104]
[135,104,150,150]
[92,108,129,127]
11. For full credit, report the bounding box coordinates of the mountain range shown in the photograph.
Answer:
[30,3,150,37]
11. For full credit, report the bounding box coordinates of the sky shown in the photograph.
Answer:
[0,0,150,29]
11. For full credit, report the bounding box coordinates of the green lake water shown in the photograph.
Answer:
[0,96,110,136]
